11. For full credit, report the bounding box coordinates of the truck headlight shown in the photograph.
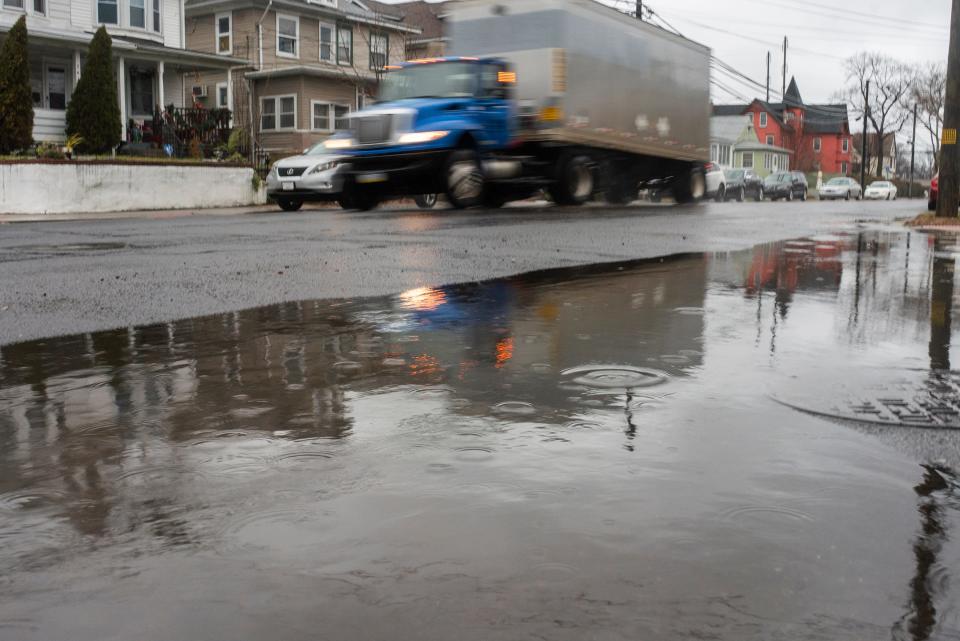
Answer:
[397,131,449,144]
[325,138,355,150]
[310,161,340,174]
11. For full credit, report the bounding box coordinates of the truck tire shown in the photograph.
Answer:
[673,166,705,204]
[445,149,485,209]
[414,194,438,209]
[549,152,594,206]
[340,185,380,211]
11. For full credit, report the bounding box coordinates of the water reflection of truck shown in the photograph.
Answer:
[329,0,711,211]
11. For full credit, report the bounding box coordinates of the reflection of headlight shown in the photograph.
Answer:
[310,161,340,174]
[325,138,355,149]
[397,131,449,144]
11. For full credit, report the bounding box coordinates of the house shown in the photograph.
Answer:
[710,112,791,177]
[388,0,446,59]
[0,0,245,143]
[851,132,898,179]
[714,78,853,176]
[183,0,419,155]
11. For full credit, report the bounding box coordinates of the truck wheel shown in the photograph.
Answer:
[445,149,484,209]
[736,187,745,202]
[549,153,594,206]
[673,166,705,204]
[414,194,438,209]
[278,199,303,212]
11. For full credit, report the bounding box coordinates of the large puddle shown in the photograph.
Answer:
[1,229,959,640]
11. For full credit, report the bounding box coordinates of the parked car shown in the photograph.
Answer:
[818,176,862,201]
[723,168,764,201]
[266,142,348,211]
[763,171,808,201]
[864,180,897,200]
[705,163,727,201]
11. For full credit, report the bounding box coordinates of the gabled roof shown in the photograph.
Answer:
[711,115,752,144]
[852,132,896,155]
[712,104,749,117]
[804,104,849,134]
[387,0,447,40]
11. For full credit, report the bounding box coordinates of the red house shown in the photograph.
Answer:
[715,78,853,176]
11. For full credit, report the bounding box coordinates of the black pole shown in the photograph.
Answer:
[636,0,642,19]
[766,51,771,102]
[861,80,870,193]
[910,103,918,199]
[938,0,960,217]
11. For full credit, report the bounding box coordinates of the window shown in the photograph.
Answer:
[129,67,154,115]
[336,24,352,65]
[842,138,849,153]
[759,112,767,127]
[152,0,159,31]
[2,0,24,9]
[764,153,772,170]
[369,32,388,70]
[277,14,299,58]
[765,134,774,146]
[813,137,822,153]
[841,161,848,175]
[97,0,117,23]
[34,0,44,15]
[741,152,754,168]
[718,145,731,167]
[216,12,232,54]
[129,0,145,28]
[334,104,350,130]
[319,22,334,62]
[261,95,296,131]
[710,144,718,163]
[216,82,228,109]
[312,101,331,131]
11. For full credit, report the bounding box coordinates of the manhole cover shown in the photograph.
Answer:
[775,370,960,430]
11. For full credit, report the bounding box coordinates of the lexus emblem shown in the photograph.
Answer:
[285,168,294,176]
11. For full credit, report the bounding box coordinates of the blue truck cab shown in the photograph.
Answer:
[330,57,518,209]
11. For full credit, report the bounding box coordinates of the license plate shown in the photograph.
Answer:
[282,182,295,191]
[357,172,388,184]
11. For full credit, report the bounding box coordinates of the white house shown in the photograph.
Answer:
[0,0,245,142]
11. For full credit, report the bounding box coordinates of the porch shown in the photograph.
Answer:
[23,34,244,148]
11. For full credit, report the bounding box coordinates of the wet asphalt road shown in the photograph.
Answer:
[0,199,917,345]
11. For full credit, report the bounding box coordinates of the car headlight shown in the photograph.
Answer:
[310,161,340,174]
[397,131,450,144]
[325,138,355,150]
[267,164,278,178]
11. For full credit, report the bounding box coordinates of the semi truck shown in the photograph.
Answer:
[330,0,711,210]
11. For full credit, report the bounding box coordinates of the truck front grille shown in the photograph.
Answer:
[356,115,392,145]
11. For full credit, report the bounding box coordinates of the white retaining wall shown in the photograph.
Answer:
[0,163,267,214]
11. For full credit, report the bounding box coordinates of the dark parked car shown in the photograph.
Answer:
[723,168,764,201]
[763,171,808,201]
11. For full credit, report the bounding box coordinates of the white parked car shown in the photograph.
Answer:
[266,142,348,211]
[818,177,862,201]
[863,180,898,200]
[704,163,727,201]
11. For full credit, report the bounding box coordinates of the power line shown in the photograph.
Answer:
[753,0,948,32]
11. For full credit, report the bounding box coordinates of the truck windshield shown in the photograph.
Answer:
[379,63,478,101]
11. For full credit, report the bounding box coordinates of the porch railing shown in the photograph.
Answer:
[141,106,232,158]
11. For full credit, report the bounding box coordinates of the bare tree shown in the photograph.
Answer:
[909,62,946,174]
[843,52,913,177]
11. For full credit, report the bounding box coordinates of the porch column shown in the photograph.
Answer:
[226,67,233,113]
[72,50,82,89]
[157,60,165,111]
[117,56,127,141]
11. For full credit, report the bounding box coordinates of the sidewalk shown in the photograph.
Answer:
[0,204,291,223]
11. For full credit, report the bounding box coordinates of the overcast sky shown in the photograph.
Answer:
[381,0,951,145]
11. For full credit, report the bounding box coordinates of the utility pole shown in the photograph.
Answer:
[766,51,771,102]
[636,0,642,20]
[938,0,960,217]
[910,103,918,199]
[781,37,788,98]
[860,80,870,193]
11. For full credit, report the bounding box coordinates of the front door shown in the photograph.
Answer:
[43,64,67,110]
